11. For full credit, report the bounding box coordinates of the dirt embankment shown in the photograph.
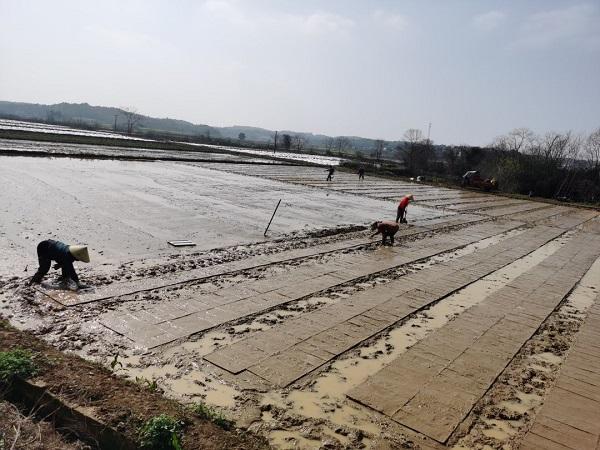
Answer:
[0,320,268,450]
[0,399,90,450]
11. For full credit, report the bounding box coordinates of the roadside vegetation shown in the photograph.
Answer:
[0,319,267,450]
[0,348,38,382]
[139,414,184,450]
[190,402,233,430]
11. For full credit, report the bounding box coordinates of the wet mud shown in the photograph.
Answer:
[1,155,599,449]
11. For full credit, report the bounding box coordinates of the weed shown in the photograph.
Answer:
[109,352,124,372]
[139,414,183,450]
[0,348,38,382]
[135,376,159,392]
[190,402,233,430]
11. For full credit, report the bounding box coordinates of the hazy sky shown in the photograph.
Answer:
[1,1,599,145]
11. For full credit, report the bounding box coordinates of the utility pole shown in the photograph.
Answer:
[113,114,119,131]
[273,131,278,154]
[427,122,432,143]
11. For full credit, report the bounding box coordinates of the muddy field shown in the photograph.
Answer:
[0,155,447,278]
[2,151,600,449]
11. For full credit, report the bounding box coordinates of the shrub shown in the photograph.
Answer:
[0,349,38,382]
[139,414,184,450]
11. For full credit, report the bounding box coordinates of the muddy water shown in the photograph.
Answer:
[0,156,438,276]
[121,349,241,408]
[196,143,346,166]
[0,118,152,140]
[117,295,339,409]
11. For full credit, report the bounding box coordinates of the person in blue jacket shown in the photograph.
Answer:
[30,240,90,289]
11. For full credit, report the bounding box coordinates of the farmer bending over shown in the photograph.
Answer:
[396,194,414,224]
[30,240,90,290]
[371,221,400,246]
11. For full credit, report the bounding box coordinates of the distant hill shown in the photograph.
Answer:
[0,101,219,138]
[0,100,408,156]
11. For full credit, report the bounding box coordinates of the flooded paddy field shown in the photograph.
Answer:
[0,156,439,277]
[0,137,276,163]
[0,118,152,141]
[197,143,346,166]
[2,152,600,449]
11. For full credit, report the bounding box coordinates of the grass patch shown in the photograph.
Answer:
[0,348,38,382]
[135,376,159,392]
[139,414,184,450]
[190,402,233,430]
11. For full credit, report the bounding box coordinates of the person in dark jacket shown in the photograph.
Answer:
[326,166,335,181]
[370,220,400,245]
[358,166,365,180]
[30,240,90,289]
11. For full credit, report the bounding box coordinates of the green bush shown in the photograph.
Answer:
[0,349,38,382]
[190,402,233,430]
[139,414,184,450]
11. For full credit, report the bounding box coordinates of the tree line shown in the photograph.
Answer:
[393,127,600,204]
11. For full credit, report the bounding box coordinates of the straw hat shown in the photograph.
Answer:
[407,193,414,200]
[69,245,90,263]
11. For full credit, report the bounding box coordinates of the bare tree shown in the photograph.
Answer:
[444,146,460,175]
[324,137,335,154]
[493,128,536,153]
[122,107,142,134]
[534,131,580,167]
[334,137,351,154]
[404,129,423,145]
[585,127,600,173]
[373,139,385,161]
[400,129,428,173]
[282,134,292,151]
[490,128,576,193]
[293,135,306,152]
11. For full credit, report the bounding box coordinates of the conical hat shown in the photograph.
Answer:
[69,245,90,263]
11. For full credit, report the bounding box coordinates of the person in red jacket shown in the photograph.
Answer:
[371,220,400,245]
[396,194,414,223]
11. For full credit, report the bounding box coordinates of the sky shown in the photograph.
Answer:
[1,0,599,146]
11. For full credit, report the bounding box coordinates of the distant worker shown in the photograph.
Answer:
[326,166,335,181]
[358,165,365,181]
[30,240,90,290]
[396,194,414,224]
[371,220,400,245]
